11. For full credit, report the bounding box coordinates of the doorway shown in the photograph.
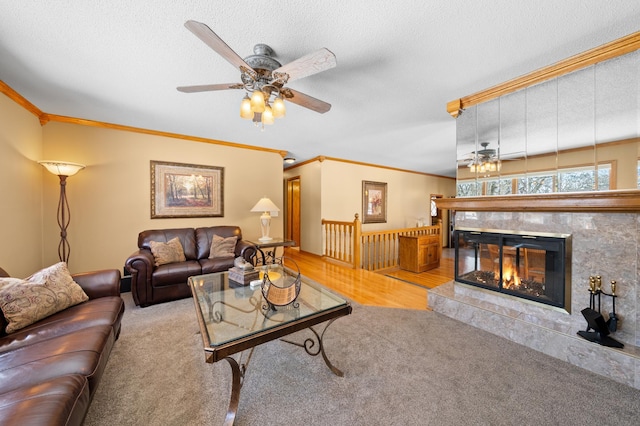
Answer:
[286,177,301,247]
[430,193,448,248]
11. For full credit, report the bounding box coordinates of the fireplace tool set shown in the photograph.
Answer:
[577,275,623,348]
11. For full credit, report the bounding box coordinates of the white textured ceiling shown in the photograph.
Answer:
[1,1,639,177]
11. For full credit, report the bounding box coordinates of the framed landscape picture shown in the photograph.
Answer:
[151,161,224,218]
[362,180,387,223]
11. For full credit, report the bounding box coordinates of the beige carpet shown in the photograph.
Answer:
[85,293,640,425]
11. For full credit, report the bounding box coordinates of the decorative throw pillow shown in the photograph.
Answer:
[150,237,186,266]
[0,262,89,333]
[209,235,238,259]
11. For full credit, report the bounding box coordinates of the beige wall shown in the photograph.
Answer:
[284,160,322,252]
[2,92,456,275]
[0,95,45,277]
[285,159,456,254]
[39,122,285,274]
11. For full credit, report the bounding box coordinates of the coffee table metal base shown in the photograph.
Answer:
[222,319,343,426]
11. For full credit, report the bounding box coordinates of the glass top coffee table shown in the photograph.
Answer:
[188,269,352,426]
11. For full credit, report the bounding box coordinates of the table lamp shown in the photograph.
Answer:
[250,197,280,242]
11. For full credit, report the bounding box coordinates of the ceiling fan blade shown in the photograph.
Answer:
[184,20,254,73]
[282,88,331,114]
[177,83,243,93]
[274,48,337,83]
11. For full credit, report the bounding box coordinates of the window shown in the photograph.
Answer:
[517,174,554,194]
[485,179,512,195]
[456,181,480,197]
[558,165,610,192]
[458,163,612,196]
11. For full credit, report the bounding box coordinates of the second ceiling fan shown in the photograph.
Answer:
[177,20,337,127]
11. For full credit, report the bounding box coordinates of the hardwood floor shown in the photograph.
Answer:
[282,248,455,310]
[384,248,455,289]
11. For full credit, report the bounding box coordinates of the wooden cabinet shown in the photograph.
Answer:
[399,234,441,272]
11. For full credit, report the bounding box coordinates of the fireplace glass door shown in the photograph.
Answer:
[455,229,569,309]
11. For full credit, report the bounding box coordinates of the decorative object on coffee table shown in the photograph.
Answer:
[261,258,301,311]
[228,257,259,284]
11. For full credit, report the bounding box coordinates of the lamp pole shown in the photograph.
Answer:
[57,174,71,263]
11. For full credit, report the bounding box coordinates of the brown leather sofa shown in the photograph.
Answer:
[0,266,125,426]
[125,226,257,307]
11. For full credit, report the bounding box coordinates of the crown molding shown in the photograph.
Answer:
[435,190,640,212]
[447,31,640,117]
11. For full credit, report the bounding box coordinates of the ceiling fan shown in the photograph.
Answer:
[459,142,502,173]
[459,142,526,173]
[177,20,337,127]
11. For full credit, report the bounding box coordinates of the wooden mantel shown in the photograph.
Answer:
[435,190,640,212]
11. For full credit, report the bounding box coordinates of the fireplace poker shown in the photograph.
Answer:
[588,276,596,311]
[608,280,618,332]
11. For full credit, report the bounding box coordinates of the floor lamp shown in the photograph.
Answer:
[250,197,280,242]
[38,160,86,263]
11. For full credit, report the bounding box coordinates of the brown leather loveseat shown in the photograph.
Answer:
[0,266,125,426]
[125,226,257,307]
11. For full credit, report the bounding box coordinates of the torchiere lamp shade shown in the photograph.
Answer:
[38,161,85,177]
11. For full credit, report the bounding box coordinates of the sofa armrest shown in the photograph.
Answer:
[125,249,155,306]
[72,269,121,299]
[236,240,258,263]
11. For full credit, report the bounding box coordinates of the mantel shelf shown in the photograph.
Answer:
[435,190,640,212]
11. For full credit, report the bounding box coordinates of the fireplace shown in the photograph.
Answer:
[454,228,571,310]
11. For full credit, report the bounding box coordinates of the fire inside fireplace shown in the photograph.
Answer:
[454,229,571,310]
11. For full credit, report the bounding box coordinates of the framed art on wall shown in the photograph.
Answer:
[362,180,387,223]
[151,160,224,218]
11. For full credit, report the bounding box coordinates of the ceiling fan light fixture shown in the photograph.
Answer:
[179,21,336,131]
[250,90,266,113]
[262,104,275,125]
[272,95,286,118]
[240,95,253,119]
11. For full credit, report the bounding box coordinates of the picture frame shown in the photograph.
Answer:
[151,160,224,218]
[362,181,387,223]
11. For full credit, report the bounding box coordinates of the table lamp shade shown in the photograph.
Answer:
[251,197,280,242]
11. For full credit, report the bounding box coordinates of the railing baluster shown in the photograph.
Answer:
[322,216,440,271]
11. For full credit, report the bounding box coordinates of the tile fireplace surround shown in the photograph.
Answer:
[431,192,640,389]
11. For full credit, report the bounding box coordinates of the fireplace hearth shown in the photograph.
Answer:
[455,228,571,310]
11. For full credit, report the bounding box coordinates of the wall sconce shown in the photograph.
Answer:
[38,160,86,263]
[250,197,280,242]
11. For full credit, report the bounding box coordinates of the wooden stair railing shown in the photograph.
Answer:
[322,214,441,271]
[321,214,361,268]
